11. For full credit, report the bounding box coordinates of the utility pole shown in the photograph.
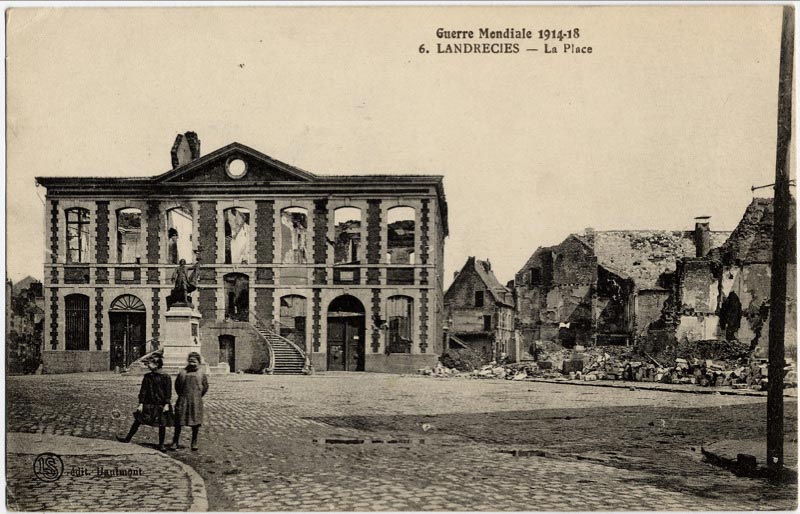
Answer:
[767,4,794,476]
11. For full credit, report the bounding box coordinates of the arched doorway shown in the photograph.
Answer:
[327,295,366,371]
[109,294,146,370]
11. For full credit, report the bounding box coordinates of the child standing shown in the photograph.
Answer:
[171,351,209,451]
[117,355,173,451]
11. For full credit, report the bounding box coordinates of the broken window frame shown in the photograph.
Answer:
[116,207,143,264]
[65,208,90,264]
[333,207,362,265]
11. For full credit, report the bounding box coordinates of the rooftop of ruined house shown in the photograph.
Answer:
[572,230,731,291]
[472,258,515,307]
[709,197,797,265]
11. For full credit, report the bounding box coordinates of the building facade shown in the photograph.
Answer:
[649,198,797,358]
[514,224,730,350]
[36,133,448,374]
[444,257,515,361]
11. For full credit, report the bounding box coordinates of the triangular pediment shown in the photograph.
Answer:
[154,143,316,184]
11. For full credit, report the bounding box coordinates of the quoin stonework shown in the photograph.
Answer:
[36,132,448,374]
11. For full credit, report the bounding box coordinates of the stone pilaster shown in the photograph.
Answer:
[95,201,110,264]
[371,289,382,353]
[312,289,322,352]
[94,288,104,350]
[419,289,429,353]
[366,200,382,285]
[49,288,59,350]
[146,201,161,264]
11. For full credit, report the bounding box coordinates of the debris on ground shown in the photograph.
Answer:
[418,341,796,391]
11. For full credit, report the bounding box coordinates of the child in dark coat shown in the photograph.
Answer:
[171,352,209,451]
[117,355,173,451]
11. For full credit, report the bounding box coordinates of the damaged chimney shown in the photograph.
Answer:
[171,131,202,169]
[584,227,595,247]
[694,216,711,257]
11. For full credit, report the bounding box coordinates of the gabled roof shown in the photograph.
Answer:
[153,142,317,183]
[448,256,514,307]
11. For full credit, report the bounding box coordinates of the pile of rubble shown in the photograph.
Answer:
[420,344,797,390]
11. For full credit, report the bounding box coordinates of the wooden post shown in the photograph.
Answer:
[767,4,794,475]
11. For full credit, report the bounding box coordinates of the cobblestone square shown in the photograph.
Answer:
[7,372,797,511]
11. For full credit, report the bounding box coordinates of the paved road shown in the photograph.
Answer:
[7,372,797,511]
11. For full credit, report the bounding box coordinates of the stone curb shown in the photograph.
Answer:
[7,432,208,511]
[158,452,209,512]
[526,378,797,397]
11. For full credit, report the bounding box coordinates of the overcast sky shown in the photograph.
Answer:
[6,5,789,287]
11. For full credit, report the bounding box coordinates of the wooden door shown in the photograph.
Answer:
[110,312,146,370]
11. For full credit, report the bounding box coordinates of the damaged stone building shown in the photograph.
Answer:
[515,225,730,350]
[647,198,797,358]
[36,133,448,374]
[444,257,515,361]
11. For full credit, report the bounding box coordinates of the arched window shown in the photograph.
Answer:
[386,207,415,264]
[387,295,414,354]
[65,294,90,350]
[333,207,361,264]
[166,206,193,264]
[224,207,251,264]
[65,208,90,263]
[116,208,143,263]
[280,207,308,264]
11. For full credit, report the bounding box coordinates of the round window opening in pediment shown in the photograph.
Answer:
[226,158,248,179]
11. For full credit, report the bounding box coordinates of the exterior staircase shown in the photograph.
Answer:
[252,319,308,375]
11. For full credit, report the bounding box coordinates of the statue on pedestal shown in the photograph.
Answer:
[167,253,200,309]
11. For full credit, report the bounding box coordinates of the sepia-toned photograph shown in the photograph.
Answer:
[4,3,798,511]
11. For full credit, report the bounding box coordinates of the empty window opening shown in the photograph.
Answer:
[387,207,415,264]
[387,295,414,354]
[281,207,308,264]
[167,206,193,264]
[117,208,143,263]
[224,207,251,264]
[66,208,90,263]
[333,207,362,264]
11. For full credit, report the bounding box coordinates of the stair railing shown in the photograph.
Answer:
[248,312,276,375]
[250,312,311,374]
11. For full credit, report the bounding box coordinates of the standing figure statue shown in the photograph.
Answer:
[168,254,200,309]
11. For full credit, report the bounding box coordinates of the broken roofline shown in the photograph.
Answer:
[34,141,449,235]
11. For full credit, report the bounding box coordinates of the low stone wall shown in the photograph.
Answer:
[200,321,268,372]
[43,351,108,374]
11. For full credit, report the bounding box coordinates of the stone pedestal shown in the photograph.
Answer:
[162,306,204,371]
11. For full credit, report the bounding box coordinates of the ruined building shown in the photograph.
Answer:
[36,133,448,374]
[648,197,797,358]
[444,257,515,361]
[514,225,730,350]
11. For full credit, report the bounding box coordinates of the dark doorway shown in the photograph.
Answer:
[219,335,236,371]
[327,295,366,371]
[109,295,147,370]
[223,273,249,321]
